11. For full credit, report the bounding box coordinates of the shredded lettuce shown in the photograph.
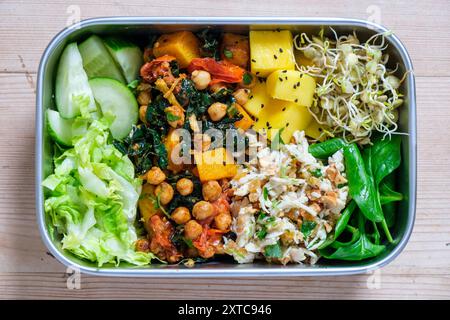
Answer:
[43,118,154,266]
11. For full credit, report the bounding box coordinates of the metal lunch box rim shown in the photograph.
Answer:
[36,16,416,277]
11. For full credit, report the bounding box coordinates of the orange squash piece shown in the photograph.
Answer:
[194,148,237,182]
[153,31,201,68]
[234,103,254,131]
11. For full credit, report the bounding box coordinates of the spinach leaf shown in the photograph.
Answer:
[370,135,402,185]
[343,143,384,223]
[320,212,385,260]
[362,146,393,243]
[309,138,346,159]
[379,182,403,205]
[264,242,283,259]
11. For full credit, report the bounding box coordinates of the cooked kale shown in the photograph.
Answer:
[166,170,203,213]
[196,29,221,60]
[113,124,168,175]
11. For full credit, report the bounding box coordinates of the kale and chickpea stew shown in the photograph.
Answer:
[43,27,407,267]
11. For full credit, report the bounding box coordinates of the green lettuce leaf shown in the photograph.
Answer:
[43,119,153,266]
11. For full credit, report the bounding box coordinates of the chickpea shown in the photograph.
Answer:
[202,180,222,202]
[232,88,250,105]
[176,178,194,196]
[137,90,151,106]
[214,212,232,231]
[171,207,191,224]
[139,105,148,124]
[164,105,185,128]
[184,220,203,240]
[207,102,227,122]
[191,70,211,90]
[155,182,174,205]
[146,166,166,185]
[192,200,214,220]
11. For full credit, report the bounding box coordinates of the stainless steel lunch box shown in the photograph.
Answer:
[36,17,416,277]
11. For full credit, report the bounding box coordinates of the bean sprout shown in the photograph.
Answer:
[294,28,409,144]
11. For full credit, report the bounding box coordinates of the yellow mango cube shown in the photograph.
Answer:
[194,148,237,182]
[266,70,316,107]
[153,31,200,68]
[253,100,312,143]
[249,30,295,77]
[304,120,328,141]
[243,79,271,117]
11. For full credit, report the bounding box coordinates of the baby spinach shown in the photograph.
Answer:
[370,135,402,185]
[320,212,385,261]
[343,143,384,223]
[309,138,346,159]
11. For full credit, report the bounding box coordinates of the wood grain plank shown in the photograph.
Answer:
[0,72,449,298]
[0,0,450,76]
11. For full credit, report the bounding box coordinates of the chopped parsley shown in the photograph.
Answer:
[301,221,317,237]
[264,242,283,258]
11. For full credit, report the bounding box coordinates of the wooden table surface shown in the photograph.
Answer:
[1,0,449,300]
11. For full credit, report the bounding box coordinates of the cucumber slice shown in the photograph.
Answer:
[78,35,126,84]
[46,109,74,146]
[104,37,143,84]
[55,42,96,118]
[88,78,138,140]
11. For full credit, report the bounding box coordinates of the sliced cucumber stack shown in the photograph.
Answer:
[78,35,126,84]
[89,78,138,140]
[55,42,96,118]
[46,109,75,146]
[104,37,143,84]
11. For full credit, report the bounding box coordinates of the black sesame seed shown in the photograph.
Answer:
[273,54,278,59]
[261,104,265,109]
[279,77,283,82]
[249,95,254,100]
[285,76,288,80]
[256,71,260,75]
[295,98,298,103]
[286,122,290,127]
[266,121,270,127]
[276,28,281,32]
[251,59,256,62]
[282,70,287,73]
[293,84,297,89]
[279,48,283,53]
[282,107,286,111]
[222,161,226,166]
[296,82,300,87]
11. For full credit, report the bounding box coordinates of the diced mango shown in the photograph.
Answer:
[194,148,237,182]
[253,100,312,143]
[294,50,316,68]
[234,103,254,131]
[305,120,329,142]
[266,70,316,107]
[243,79,271,117]
[153,31,200,68]
[249,30,295,77]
